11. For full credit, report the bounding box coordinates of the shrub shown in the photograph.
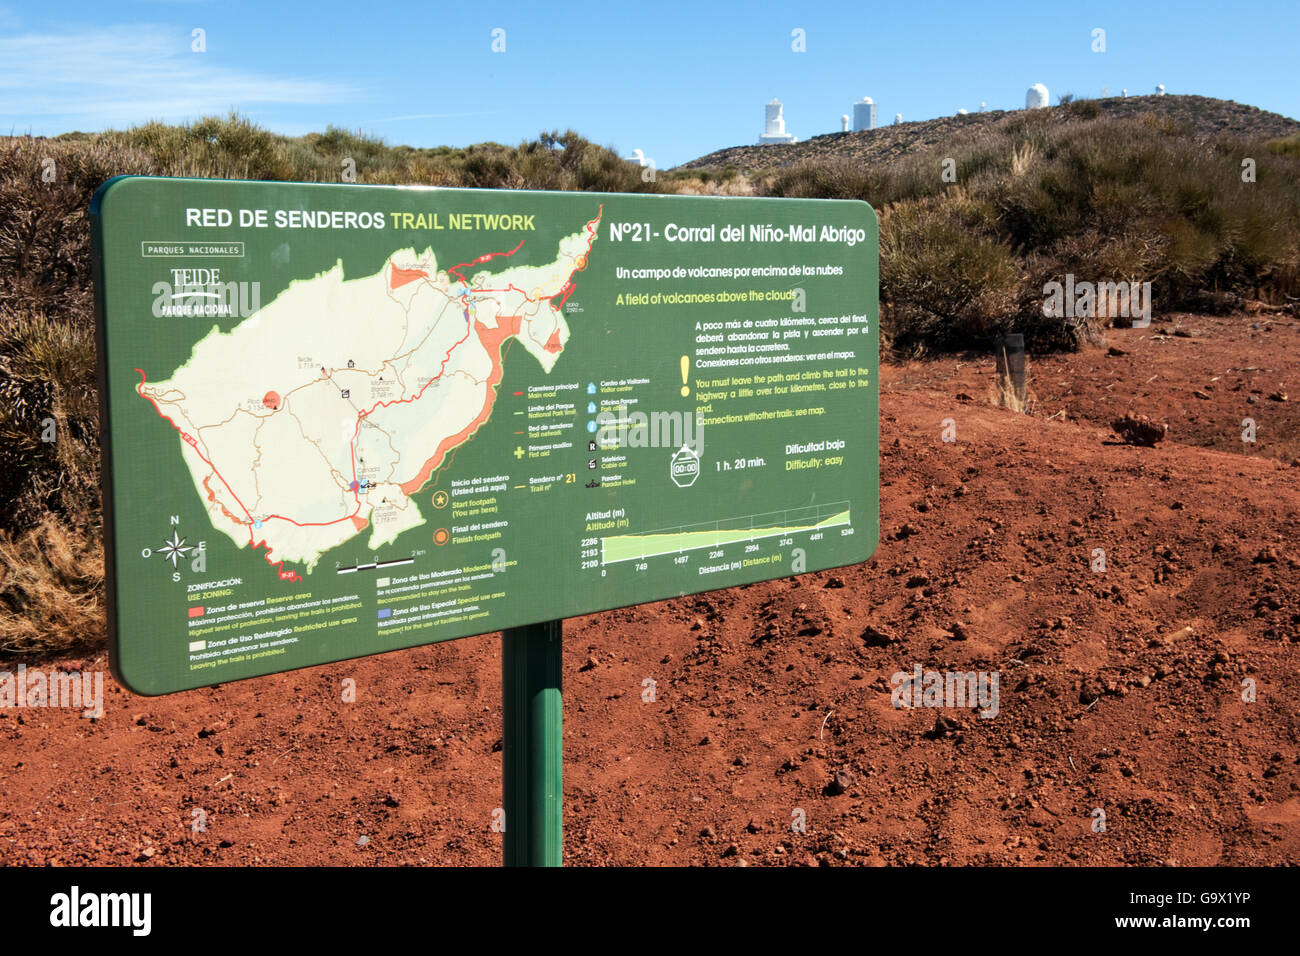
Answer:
[1266,133,1300,158]
[123,113,294,180]
[881,192,1022,354]
[0,308,100,533]
[0,136,152,317]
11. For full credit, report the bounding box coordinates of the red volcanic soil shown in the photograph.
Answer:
[2,313,1298,867]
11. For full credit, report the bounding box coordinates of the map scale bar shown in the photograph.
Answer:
[337,556,416,574]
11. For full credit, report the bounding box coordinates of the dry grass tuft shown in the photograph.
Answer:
[0,518,105,658]
[1010,141,1037,177]
[990,369,1036,414]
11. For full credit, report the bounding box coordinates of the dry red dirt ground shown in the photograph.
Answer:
[2,314,1298,867]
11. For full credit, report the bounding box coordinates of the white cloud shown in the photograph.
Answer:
[0,24,360,129]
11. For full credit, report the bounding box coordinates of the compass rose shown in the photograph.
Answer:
[157,529,193,569]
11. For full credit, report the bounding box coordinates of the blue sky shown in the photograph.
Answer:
[2,0,1296,167]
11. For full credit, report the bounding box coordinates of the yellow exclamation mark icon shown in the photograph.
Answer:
[680,355,690,397]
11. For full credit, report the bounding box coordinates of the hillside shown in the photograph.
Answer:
[678,95,1300,172]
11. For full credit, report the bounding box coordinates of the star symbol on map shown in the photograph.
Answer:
[158,529,193,569]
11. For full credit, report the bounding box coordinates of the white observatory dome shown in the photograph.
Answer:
[1026,83,1049,109]
[1156,84,1166,95]
[840,114,850,132]
[852,96,877,132]
[759,99,797,144]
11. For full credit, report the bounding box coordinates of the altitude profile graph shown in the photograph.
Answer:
[601,502,853,565]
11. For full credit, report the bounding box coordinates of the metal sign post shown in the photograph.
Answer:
[502,620,563,866]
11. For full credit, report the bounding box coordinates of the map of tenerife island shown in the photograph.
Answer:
[137,206,603,580]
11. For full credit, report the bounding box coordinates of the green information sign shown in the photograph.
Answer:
[93,177,879,696]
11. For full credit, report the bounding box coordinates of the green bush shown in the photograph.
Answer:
[881,192,1023,354]
[1267,133,1300,157]
[122,113,294,180]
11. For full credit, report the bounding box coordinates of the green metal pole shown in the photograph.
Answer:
[502,619,563,866]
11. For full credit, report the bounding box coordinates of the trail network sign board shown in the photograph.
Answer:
[92,177,879,695]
